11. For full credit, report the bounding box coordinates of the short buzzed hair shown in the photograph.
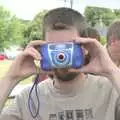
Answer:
[107,20,120,44]
[43,7,88,38]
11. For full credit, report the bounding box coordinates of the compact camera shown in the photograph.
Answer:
[40,42,84,71]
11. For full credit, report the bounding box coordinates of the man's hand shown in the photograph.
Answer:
[70,37,120,95]
[6,40,51,82]
[70,37,118,78]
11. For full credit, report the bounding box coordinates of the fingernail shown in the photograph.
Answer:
[37,58,41,61]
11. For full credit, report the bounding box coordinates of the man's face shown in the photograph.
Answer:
[108,40,120,61]
[45,29,80,81]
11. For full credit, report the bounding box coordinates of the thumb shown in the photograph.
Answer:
[69,64,92,74]
[80,59,98,73]
[79,65,92,73]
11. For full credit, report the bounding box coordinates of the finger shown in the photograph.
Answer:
[74,37,105,54]
[74,37,102,49]
[69,64,92,73]
[29,47,41,60]
[34,60,54,74]
[24,48,41,60]
[68,68,81,73]
[74,37,97,44]
[27,40,46,48]
[34,66,54,75]
[79,65,92,73]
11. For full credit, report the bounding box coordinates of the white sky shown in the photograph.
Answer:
[0,0,120,20]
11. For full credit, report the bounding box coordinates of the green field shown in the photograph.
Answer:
[0,60,33,85]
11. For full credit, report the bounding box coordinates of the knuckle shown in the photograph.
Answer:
[28,41,34,46]
[27,41,36,47]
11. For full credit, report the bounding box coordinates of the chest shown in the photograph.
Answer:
[26,95,110,120]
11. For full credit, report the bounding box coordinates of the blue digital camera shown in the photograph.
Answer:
[40,42,84,71]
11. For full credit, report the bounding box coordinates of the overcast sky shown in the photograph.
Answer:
[0,0,120,20]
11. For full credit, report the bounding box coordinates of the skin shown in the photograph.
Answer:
[45,30,82,82]
[0,29,120,113]
[107,40,120,67]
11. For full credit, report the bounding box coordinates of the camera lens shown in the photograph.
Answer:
[57,53,65,61]
[59,54,64,60]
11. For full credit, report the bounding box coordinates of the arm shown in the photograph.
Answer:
[0,90,23,120]
[0,76,18,113]
[108,67,120,120]
[0,40,46,114]
[108,67,120,95]
[73,37,120,94]
[72,37,120,120]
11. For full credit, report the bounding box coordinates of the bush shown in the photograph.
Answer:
[100,36,107,45]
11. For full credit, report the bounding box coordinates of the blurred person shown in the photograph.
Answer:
[106,20,120,120]
[87,27,101,42]
[106,20,120,67]
[85,27,101,65]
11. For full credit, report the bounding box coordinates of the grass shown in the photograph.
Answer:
[0,60,33,85]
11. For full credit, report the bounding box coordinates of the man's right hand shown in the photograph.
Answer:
[6,40,47,82]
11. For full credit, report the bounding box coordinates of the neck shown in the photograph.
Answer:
[53,73,85,91]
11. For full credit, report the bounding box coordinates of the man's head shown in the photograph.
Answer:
[107,20,120,63]
[42,7,88,81]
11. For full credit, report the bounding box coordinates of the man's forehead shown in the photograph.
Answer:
[45,30,79,42]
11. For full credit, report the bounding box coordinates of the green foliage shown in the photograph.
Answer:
[0,6,10,50]
[20,10,48,47]
[30,10,48,39]
[2,5,120,50]
[0,6,26,50]
[114,9,120,18]
[84,6,116,27]
[0,5,46,50]
[100,36,106,45]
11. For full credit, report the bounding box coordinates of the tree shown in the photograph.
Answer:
[114,9,120,18]
[0,6,26,50]
[21,10,48,48]
[84,6,116,27]
[0,6,11,50]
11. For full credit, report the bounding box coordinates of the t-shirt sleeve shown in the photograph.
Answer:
[96,75,119,120]
[115,91,120,120]
[105,88,119,120]
[0,93,23,120]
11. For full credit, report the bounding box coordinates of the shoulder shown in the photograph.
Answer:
[86,74,113,93]
[17,78,53,99]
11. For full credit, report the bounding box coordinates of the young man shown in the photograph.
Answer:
[106,20,120,120]
[0,7,120,120]
[107,20,120,68]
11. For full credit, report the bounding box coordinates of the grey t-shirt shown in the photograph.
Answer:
[0,74,118,120]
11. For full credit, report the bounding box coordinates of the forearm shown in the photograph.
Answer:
[0,76,18,113]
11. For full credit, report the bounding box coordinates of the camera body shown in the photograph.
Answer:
[40,42,84,71]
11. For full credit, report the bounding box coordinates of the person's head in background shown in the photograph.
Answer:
[42,7,88,82]
[85,27,101,65]
[87,27,101,42]
[107,20,120,67]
